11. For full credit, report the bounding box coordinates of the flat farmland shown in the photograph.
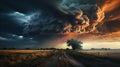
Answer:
[0,50,120,67]
[79,50,120,58]
[0,50,57,67]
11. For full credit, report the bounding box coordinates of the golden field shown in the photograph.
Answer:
[79,50,120,58]
[0,50,57,67]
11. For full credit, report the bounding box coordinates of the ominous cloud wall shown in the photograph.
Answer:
[0,0,120,48]
[21,0,120,34]
[23,0,105,34]
[0,0,120,34]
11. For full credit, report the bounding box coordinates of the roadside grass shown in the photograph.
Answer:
[0,50,57,67]
[67,50,120,67]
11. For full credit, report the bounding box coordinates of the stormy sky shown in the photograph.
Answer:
[0,0,120,49]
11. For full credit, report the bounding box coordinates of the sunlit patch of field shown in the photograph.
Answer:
[67,50,120,67]
[0,50,57,67]
[79,50,120,58]
[0,50,52,54]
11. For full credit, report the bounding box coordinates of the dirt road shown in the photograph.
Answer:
[14,50,120,67]
[47,51,85,67]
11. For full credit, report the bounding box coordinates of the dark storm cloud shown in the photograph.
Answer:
[0,33,37,48]
[7,0,103,34]
[0,0,120,48]
[0,0,63,34]
[0,14,23,34]
[0,0,63,48]
[0,0,105,34]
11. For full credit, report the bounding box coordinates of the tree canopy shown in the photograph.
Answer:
[67,39,83,50]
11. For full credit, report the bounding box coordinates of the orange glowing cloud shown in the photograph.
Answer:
[102,0,120,12]
[40,31,120,49]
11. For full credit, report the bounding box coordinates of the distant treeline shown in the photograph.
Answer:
[91,48,111,50]
[0,48,71,50]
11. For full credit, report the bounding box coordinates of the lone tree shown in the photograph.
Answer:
[67,39,83,50]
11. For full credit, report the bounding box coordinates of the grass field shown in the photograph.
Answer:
[0,50,57,67]
[67,50,120,67]
[0,50,120,67]
[79,50,120,59]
